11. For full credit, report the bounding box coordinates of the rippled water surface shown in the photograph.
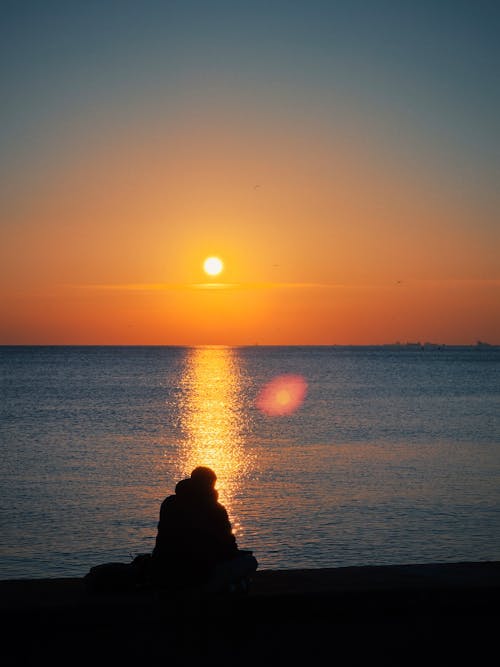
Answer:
[1,346,499,579]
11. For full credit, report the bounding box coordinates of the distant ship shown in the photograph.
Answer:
[382,341,444,350]
[381,341,422,350]
[422,342,445,350]
[475,340,492,349]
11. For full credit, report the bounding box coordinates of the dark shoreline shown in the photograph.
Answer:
[3,561,499,664]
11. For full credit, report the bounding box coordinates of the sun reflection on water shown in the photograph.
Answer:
[175,347,252,531]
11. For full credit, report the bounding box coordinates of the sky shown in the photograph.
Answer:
[1,0,499,345]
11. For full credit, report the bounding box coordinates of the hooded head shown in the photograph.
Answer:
[190,466,217,489]
[174,478,192,499]
[190,466,218,501]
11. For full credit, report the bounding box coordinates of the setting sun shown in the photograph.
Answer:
[203,256,224,277]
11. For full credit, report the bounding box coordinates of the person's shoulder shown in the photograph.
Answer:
[213,502,231,518]
[161,494,176,508]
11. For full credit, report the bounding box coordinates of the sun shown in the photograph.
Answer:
[203,256,223,276]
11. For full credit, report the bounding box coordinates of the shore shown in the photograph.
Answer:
[2,560,499,664]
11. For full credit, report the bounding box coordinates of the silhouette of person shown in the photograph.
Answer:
[151,466,248,590]
[84,467,257,594]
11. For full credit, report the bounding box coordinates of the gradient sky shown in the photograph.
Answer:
[1,0,499,344]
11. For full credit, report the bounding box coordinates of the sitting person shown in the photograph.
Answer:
[151,466,257,591]
[84,467,256,594]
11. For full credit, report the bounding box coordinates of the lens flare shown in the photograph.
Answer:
[256,374,307,416]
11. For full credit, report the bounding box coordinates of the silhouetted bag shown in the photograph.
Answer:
[83,562,137,593]
[130,552,154,588]
[203,550,258,594]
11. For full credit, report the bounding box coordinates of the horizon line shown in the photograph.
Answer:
[1,342,498,348]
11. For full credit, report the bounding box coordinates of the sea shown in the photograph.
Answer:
[1,345,499,580]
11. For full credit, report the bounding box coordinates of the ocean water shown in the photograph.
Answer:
[1,345,499,580]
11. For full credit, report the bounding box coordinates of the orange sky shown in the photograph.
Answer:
[1,3,499,345]
[1,115,499,345]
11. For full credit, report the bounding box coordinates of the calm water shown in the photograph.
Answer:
[1,345,499,580]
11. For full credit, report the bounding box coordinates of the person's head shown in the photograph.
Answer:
[174,478,192,499]
[190,466,217,490]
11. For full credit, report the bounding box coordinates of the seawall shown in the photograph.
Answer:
[2,561,499,664]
